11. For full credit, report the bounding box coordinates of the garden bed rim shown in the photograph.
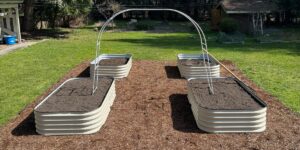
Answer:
[188,77,267,111]
[90,54,132,67]
[34,93,115,121]
[34,78,115,114]
[187,91,267,113]
[177,53,219,64]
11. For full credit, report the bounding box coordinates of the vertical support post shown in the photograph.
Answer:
[145,11,149,19]
[252,13,255,34]
[0,17,3,37]
[260,13,263,35]
[6,9,11,31]
[0,8,3,35]
[0,18,3,27]
[14,7,21,43]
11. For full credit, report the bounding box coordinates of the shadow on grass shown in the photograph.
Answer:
[11,112,37,136]
[169,94,205,133]
[103,35,200,51]
[164,66,182,79]
[22,29,70,40]
[103,34,300,54]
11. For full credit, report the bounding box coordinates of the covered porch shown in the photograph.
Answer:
[0,0,23,43]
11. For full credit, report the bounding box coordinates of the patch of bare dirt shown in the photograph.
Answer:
[35,78,113,113]
[0,60,300,149]
[189,78,263,110]
[99,58,128,66]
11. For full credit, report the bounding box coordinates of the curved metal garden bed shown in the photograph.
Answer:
[34,78,116,135]
[90,54,132,79]
[187,78,267,133]
[177,54,220,79]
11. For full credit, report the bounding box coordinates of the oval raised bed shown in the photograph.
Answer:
[90,54,132,79]
[177,54,220,79]
[187,77,267,133]
[34,78,116,135]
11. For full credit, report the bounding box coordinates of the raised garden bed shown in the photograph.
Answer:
[177,54,220,79]
[34,78,116,135]
[90,54,132,79]
[187,77,267,133]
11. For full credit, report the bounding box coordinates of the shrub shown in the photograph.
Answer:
[219,17,239,33]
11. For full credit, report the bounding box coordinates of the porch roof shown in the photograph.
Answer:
[217,0,277,14]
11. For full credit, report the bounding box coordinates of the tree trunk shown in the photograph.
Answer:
[23,0,35,31]
[50,2,59,28]
[62,16,70,28]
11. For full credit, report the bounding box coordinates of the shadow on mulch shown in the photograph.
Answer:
[164,66,182,79]
[169,94,205,133]
[11,112,38,136]
[77,66,90,77]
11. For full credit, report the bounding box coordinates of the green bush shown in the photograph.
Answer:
[219,17,239,33]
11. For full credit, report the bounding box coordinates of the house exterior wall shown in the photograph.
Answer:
[211,8,221,30]
[212,7,254,34]
[230,14,253,34]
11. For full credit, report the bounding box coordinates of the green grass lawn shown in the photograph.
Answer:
[0,25,299,126]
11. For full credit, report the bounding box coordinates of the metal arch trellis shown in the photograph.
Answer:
[92,8,214,94]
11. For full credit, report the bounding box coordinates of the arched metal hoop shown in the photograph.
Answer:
[93,8,214,94]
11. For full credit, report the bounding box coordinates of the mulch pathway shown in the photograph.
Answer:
[0,60,299,149]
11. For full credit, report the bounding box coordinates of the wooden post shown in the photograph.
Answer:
[0,16,3,36]
[145,11,149,19]
[252,13,255,34]
[260,13,263,35]
[6,9,11,30]
[14,7,21,43]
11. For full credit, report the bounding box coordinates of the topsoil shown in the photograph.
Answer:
[0,60,300,149]
[179,59,217,66]
[189,78,263,110]
[35,78,113,113]
[99,58,128,66]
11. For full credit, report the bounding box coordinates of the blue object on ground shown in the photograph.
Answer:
[4,35,17,45]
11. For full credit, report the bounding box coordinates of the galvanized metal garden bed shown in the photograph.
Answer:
[187,78,267,133]
[34,78,116,135]
[177,54,220,79]
[90,54,132,79]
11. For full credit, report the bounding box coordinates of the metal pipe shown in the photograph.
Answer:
[93,8,214,94]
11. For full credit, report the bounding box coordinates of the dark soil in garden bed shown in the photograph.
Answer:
[35,78,113,113]
[1,60,300,149]
[189,78,263,110]
[179,59,217,66]
[99,58,128,66]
